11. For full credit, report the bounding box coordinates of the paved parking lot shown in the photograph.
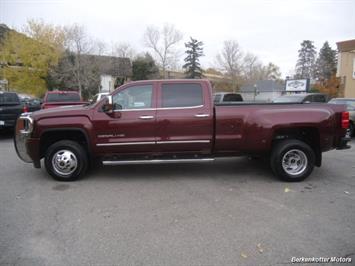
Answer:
[0,132,354,265]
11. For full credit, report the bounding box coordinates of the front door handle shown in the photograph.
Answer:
[194,114,209,118]
[139,115,154,120]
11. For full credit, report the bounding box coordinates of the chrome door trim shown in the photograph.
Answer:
[115,105,204,112]
[96,140,210,146]
[157,105,204,110]
[117,108,155,112]
[156,140,210,144]
[96,141,155,147]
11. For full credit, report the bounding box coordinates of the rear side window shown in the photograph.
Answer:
[161,83,203,108]
[0,93,20,104]
[46,93,81,102]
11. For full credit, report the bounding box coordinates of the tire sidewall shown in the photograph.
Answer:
[45,141,87,181]
[271,140,315,182]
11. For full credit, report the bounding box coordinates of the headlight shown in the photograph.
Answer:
[19,113,33,134]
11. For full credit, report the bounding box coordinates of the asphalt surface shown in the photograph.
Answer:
[0,132,354,266]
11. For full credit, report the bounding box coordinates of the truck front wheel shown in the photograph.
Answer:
[45,140,88,181]
[271,139,315,182]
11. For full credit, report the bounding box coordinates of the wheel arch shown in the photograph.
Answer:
[272,126,321,167]
[39,128,91,159]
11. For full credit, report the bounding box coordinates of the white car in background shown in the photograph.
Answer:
[92,92,109,103]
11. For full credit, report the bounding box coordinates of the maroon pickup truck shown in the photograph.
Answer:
[14,79,351,182]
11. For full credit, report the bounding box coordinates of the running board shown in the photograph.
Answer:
[102,158,215,166]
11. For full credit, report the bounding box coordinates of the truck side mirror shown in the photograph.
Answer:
[102,103,113,114]
[102,95,113,114]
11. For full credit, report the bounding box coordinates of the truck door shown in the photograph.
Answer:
[156,81,213,154]
[93,83,157,154]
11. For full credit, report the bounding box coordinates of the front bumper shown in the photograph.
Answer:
[336,136,351,150]
[14,113,36,163]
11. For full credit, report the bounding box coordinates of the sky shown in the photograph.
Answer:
[0,0,354,77]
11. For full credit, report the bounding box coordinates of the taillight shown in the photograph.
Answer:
[23,105,29,113]
[341,112,349,129]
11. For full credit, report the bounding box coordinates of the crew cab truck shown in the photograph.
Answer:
[15,80,351,182]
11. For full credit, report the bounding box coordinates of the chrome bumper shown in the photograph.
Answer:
[14,113,33,163]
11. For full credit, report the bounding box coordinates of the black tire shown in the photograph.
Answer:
[45,140,88,181]
[349,122,354,138]
[270,139,315,182]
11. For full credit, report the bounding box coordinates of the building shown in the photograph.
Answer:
[336,39,355,98]
[240,80,284,102]
[84,55,132,93]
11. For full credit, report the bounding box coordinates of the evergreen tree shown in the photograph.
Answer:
[183,37,204,78]
[295,40,317,79]
[314,41,337,81]
[132,53,159,80]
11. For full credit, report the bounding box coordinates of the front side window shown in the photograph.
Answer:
[113,85,153,110]
[161,83,203,108]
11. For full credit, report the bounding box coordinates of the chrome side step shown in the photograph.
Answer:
[102,158,215,166]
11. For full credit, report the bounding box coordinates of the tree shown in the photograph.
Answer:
[241,52,262,82]
[132,53,159,80]
[262,62,281,81]
[216,40,244,89]
[241,53,281,84]
[112,42,135,59]
[0,29,60,96]
[312,74,340,98]
[314,41,337,81]
[144,24,183,78]
[63,24,91,96]
[23,19,66,53]
[183,37,204,78]
[295,40,316,79]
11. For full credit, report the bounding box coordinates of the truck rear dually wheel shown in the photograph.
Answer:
[45,140,88,181]
[271,139,315,182]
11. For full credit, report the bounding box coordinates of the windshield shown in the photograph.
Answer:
[0,92,20,105]
[273,96,304,103]
[46,93,81,102]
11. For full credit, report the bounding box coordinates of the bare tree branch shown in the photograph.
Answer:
[144,24,182,77]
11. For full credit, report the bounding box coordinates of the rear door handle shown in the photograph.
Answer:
[139,115,154,120]
[194,114,209,118]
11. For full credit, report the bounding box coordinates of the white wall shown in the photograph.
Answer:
[100,75,115,92]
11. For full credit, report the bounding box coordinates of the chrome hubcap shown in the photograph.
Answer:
[52,150,78,176]
[282,149,308,176]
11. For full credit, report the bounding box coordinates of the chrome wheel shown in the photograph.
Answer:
[282,149,308,176]
[51,150,78,176]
